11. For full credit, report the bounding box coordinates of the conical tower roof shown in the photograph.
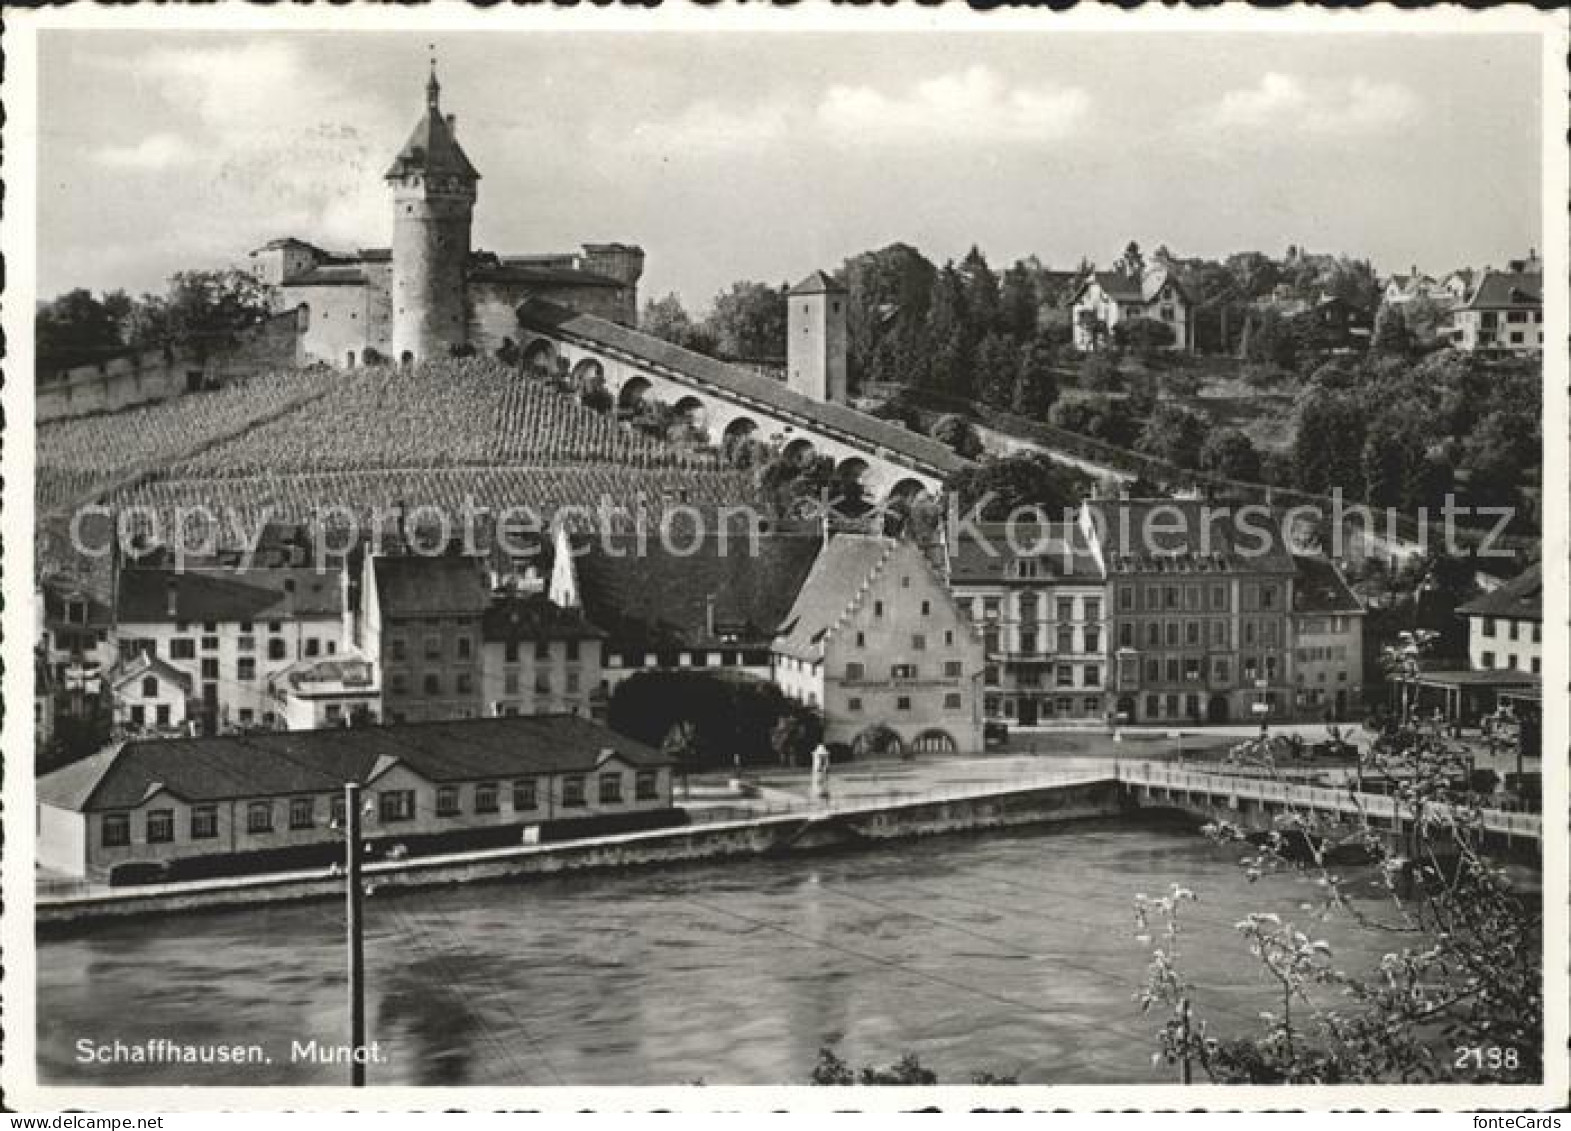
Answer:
[384,64,480,183]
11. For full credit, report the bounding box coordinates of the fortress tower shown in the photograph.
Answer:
[387,64,479,364]
[787,271,848,404]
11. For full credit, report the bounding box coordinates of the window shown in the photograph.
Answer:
[456,673,474,695]
[1145,623,1160,648]
[1084,665,1101,687]
[456,635,473,660]
[424,635,442,660]
[513,778,539,811]
[247,801,274,834]
[891,663,917,679]
[191,806,218,840]
[1084,599,1101,622]
[146,809,175,844]
[1084,628,1101,653]
[1020,630,1037,655]
[1019,593,1039,621]
[238,657,256,682]
[1144,585,1161,611]
[1057,598,1074,623]
[1056,664,1074,687]
[566,671,580,694]
[393,637,409,662]
[423,673,442,695]
[504,671,521,695]
[1164,587,1180,611]
[202,636,219,652]
[896,696,912,711]
[1118,585,1135,612]
[943,692,962,709]
[289,797,315,830]
[378,790,416,822]
[1184,656,1202,681]
[170,638,195,660]
[599,773,623,805]
[269,621,283,634]
[142,676,159,699]
[390,672,409,695]
[912,633,927,651]
[436,786,460,816]
[201,658,219,680]
[504,641,520,664]
[1057,627,1074,654]
[534,672,552,695]
[305,638,321,658]
[535,640,551,661]
[847,696,863,712]
[845,661,865,681]
[636,771,659,801]
[855,631,866,648]
[921,600,931,617]
[1211,621,1227,647]
[1507,621,1519,642]
[1261,585,1276,610]
[874,600,884,617]
[1184,586,1201,611]
[1165,623,1180,648]
[237,635,255,653]
[1144,657,1160,682]
[269,638,287,661]
[1119,623,1134,648]
[983,628,1000,654]
[102,813,131,848]
[943,660,963,678]
[562,775,587,808]
[1480,651,1495,669]
[566,639,580,662]
[156,704,171,727]
[1210,584,1227,611]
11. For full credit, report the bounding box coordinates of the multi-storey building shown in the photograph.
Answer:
[1459,563,1542,676]
[1289,555,1365,721]
[1451,266,1543,355]
[1086,500,1297,725]
[480,592,604,718]
[1070,264,1193,351]
[945,521,1109,726]
[113,566,348,733]
[773,535,985,754]
[267,653,381,730]
[357,551,491,724]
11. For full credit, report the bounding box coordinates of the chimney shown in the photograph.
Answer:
[165,578,178,618]
[446,113,457,137]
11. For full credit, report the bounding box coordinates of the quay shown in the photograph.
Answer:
[36,759,1540,927]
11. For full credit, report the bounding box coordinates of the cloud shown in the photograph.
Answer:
[613,66,1090,157]
[94,133,198,170]
[818,66,1091,147]
[1201,73,1419,137]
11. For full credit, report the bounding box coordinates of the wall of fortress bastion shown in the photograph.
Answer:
[37,308,307,424]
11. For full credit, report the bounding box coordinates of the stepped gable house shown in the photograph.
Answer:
[249,64,644,369]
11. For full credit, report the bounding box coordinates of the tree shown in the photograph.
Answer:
[947,452,1090,520]
[1458,409,1538,511]
[1361,414,1433,512]
[1370,303,1414,358]
[641,293,717,355]
[1050,395,1137,447]
[1078,350,1122,392]
[930,413,984,459]
[147,269,274,360]
[1292,389,1366,497]
[1199,428,1262,483]
[1137,719,1541,1084]
[770,704,824,768]
[810,1046,1013,1086]
[35,288,131,367]
[1137,403,1207,469]
[843,243,937,392]
[706,280,787,360]
[1113,316,1176,360]
[973,331,1018,409]
[998,260,1040,340]
[1118,240,1146,280]
[1011,335,1060,418]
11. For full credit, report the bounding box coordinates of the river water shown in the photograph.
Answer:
[39,817,1403,1087]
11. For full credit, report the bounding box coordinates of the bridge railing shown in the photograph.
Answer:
[1115,760,1540,840]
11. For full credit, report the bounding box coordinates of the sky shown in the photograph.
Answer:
[37,30,1544,313]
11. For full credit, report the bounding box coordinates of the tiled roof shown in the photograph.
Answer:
[1461,271,1541,311]
[576,531,822,651]
[1458,563,1541,621]
[947,521,1104,585]
[773,535,895,662]
[372,554,491,618]
[118,567,343,625]
[482,593,604,644]
[38,715,670,812]
[515,299,968,476]
[41,578,113,629]
[1079,271,1143,302]
[1083,500,1297,574]
[1291,555,1364,616]
[384,96,479,182]
[789,270,846,296]
[109,652,194,694]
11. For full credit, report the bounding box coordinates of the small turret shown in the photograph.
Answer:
[787,270,848,404]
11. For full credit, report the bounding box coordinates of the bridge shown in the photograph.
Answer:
[1117,760,1541,845]
[515,298,970,503]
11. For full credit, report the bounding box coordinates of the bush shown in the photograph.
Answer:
[930,413,983,459]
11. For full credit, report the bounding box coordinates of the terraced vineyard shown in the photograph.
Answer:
[35,367,335,514]
[37,359,769,566]
[168,359,721,478]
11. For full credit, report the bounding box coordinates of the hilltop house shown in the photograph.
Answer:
[1451,267,1543,356]
[36,714,676,882]
[772,535,985,755]
[1381,267,1441,306]
[1070,265,1193,352]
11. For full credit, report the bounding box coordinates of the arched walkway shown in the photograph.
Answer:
[570,357,605,393]
[835,457,871,490]
[851,724,904,761]
[521,338,558,375]
[672,395,709,434]
[782,438,817,467]
[618,375,653,412]
[885,477,931,504]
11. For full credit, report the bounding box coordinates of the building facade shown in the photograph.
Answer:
[480,593,605,718]
[1087,501,1297,725]
[773,535,985,755]
[1070,265,1192,351]
[945,522,1109,726]
[37,715,675,881]
[786,271,848,404]
[267,653,381,730]
[1289,555,1365,721]
[1459,564,1542,675]
[112,566,348,733]
[1450,266,1543,356]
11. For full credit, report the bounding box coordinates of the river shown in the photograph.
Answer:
[39,817,1404,1087]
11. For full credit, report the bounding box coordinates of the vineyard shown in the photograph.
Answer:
[36,367,335,514]
[167,359,723,478]
[37,358,771,570]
